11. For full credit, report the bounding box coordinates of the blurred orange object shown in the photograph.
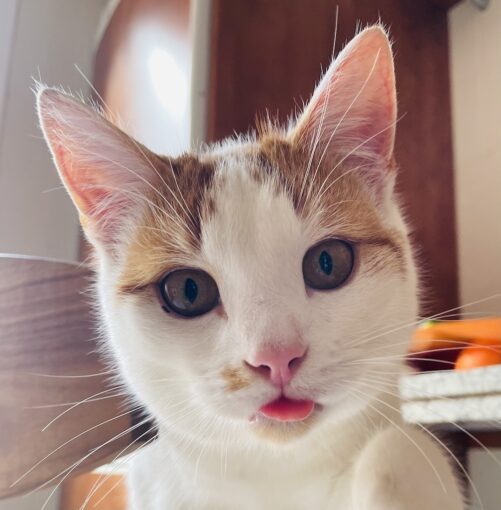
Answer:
[455,345,501,371]
[410,317,501,354]
[60,472,126,510]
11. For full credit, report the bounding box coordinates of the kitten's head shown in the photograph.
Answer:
[38,27,417,447]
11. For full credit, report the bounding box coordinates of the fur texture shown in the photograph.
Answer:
[37,26,464,509]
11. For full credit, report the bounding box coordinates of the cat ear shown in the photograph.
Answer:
[291,26,396,191]
[37,87,158,248]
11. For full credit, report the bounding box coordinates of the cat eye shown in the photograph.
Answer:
[302,239,354,290]
[158,269,220,318]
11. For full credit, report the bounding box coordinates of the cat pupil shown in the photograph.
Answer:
[184,278,198,303]
[319,251,333,275]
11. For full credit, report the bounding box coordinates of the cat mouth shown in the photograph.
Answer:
[255,396,317,422]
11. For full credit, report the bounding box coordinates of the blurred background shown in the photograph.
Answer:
[0,0,499,508]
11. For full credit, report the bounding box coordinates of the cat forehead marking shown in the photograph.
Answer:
[117,154,217,293]
[118,133,404,294]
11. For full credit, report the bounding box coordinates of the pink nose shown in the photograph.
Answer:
[245,343,307,386]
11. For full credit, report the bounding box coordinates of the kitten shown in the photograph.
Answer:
[37,26,464,509]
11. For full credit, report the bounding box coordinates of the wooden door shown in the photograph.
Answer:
[208,0,459,317]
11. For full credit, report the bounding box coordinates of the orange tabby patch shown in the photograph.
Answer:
[256,132,406,274]
[117,155,216,294]
[221,366,251,392]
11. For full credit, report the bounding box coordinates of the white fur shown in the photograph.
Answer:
[93,153,462,509]
[37,26,465,510]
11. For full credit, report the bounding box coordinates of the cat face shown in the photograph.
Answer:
[38,27,417,446]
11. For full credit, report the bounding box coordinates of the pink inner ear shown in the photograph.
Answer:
[293,26,397,167]
[37,87,156,244]
[53,142,128,223]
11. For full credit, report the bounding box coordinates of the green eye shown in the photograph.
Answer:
[158,269,219,318]
[302,239,354,290]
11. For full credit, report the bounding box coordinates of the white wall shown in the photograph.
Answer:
[0,1,18,130]
[450,0,501,317]
[190,0,212,147]
[0,1,110,508]
[449,1,501,509]
[0,0,109,262]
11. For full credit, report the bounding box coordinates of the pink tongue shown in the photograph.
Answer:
[259,397,315,422]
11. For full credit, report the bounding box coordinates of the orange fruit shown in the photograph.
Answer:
[455,345,501,371]
[471,338,501,347]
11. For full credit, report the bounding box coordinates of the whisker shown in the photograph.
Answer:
[28,392,127,410]
[347,293,501,351]
[368,337,501,357]
[9,406,141,488]
[357,310,500,354]
[91,475,123,509]
[25,370,115,379]
[41,387,119,431]
[79,429,156,510]
[345,385,448,494]
[42,185,67,194]
[88,435,154,510]
[296,8,342,207]
[348,357,456,367]
[37,418,150,510]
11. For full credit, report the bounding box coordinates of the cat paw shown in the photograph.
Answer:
[351,425,465,510]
